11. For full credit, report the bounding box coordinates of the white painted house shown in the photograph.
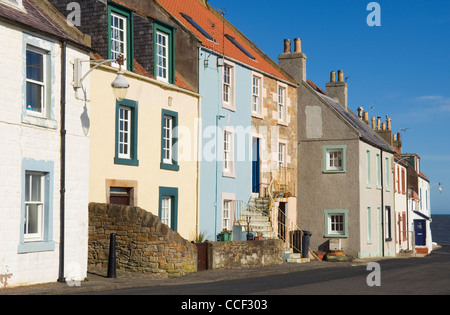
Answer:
[0,0,91,287]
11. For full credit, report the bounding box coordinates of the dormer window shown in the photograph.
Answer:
[108,5,134,71]
[154,22,175,84]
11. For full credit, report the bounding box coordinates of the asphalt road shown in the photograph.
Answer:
[88,244,450,296]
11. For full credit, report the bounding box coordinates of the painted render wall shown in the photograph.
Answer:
[198,49,252,241]
[88,66,200,241]
[297,82,361,256]
[358,142,396,258]
[0,21,90,287]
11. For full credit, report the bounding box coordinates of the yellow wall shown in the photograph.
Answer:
[89,67,200,240]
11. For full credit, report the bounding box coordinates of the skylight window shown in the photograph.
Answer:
[180,13,215,42]
[225,34,255,60]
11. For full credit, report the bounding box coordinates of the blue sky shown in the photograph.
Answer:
[209,0,450,214]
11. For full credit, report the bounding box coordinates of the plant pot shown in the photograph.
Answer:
[255,236,264,240]
[314,251,325,260]
[218,232,232,241]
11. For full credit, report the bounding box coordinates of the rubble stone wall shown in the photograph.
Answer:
[88,203,197,277]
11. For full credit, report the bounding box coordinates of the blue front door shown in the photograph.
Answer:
[414,220,426,246]
[252,137,260,194]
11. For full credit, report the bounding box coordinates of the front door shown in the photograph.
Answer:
[414,220,426,246]
[252,137,261,194]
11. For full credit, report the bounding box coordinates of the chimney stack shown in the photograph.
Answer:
[278,37,307,82]
[326,70,348,110]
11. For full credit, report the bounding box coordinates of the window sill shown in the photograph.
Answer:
[324,234,348,238]
[252,112,263,120]
[160,162,180,171]
[18,241,55,254]
[222,103,236,112]
[277,120,288,127]
[22,114,57,130]
[114,157,139,166]
[223,171,236,179]
[323,170,346,174]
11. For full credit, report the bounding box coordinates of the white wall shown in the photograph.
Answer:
[0,20,90,287]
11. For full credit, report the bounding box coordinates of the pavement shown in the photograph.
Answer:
[0,258,372,295]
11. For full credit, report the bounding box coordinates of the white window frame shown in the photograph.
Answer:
[156,30,169,82]
[252,74,262,114]
[118,106,131,159]
[278,142,286,169]
[278,85,286,122]
[223,128,235,177]
[222,61,235,110]
[163,115,173,164]
[24,172,45,242]
[222,200,232,231]
[329,213,345,236]
[327,149,343,171]
[26,47,46,117]
[110,12,128,70]
[161,196,172,228]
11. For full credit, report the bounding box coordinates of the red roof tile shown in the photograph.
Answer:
[156,0,294,84]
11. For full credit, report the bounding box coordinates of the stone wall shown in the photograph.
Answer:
[88,203,197,277]
[208,239,285,270]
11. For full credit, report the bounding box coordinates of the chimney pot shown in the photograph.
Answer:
[372,117,376,130]
[364,112,369,125]
[284,39,291,54]
[377,117,381,130]
[330,71,336,83]
[338,70,344,82]
[294,38,302,53]
[386,116,392,130]
[357,107,364,118]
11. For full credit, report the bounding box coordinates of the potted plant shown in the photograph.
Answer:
[254,232,264,240]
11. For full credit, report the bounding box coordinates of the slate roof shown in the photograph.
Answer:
[309,82,395,153]
[0,0,90,48]
[156,0,296,85]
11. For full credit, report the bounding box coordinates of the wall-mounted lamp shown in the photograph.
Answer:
[73,54,130,101]
[431,182,443,194]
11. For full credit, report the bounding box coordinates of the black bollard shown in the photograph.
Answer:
[107,233,117,278]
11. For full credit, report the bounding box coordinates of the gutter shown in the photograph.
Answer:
[58,40,67,283]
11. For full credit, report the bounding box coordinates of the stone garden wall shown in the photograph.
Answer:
[208,239,285,269]
[88,203,197,277]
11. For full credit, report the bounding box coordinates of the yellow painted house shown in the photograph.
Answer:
[73,0,202,240]
[89,65,200,240]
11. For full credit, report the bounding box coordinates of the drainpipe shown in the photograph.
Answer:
[380,150,385,257]
[58,41,67,283]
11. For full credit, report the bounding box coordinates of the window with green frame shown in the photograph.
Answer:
[159,187,178,231]
[154,22,175,84]
[160,109,179,171]
[108,4,134,71]
[323,145,347,173]
[324,209,348,237]
[115,99,139,166]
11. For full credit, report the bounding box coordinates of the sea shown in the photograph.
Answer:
[431,215,450,245]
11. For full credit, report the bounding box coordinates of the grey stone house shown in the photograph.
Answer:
[279,39,396,258]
